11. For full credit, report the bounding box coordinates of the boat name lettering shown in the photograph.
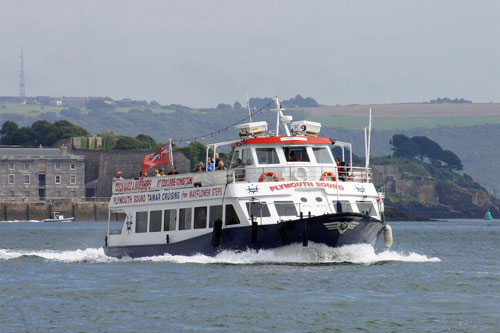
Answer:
[189,187,223,198]
[156,177,193,188]
[269,181,344,191]
[113,195,133,205]
[115,180,152,193]
[134,194,146,203]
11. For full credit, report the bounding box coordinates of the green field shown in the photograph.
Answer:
[309,115,500,130]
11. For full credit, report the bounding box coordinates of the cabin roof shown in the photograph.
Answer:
[232,136,332,147]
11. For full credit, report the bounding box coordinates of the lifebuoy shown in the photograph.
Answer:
[293,167,308,181]
[320,171,337,181]
[259,172,279,182]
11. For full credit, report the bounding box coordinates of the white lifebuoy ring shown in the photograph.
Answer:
[293,167,308,181]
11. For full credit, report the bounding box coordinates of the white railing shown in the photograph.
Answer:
[109,165,373,194]
[227,165,372,184]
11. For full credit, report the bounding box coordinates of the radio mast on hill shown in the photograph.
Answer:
[19,47,26,97]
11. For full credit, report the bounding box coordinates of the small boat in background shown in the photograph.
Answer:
[484,210,493,221]
[42,212,74,223]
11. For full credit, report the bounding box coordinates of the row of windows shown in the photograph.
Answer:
[232,146,334,166]
[133,200,376,234]
[135,205,239,233]
[7,162,77,170]
[7,174,77,185]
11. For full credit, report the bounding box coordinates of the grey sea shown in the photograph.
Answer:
[0,220,498,332]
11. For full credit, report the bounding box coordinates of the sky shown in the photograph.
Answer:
[0,0,499,108]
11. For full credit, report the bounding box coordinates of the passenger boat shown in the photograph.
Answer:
[42,212,74,223]
[104,97,393,258]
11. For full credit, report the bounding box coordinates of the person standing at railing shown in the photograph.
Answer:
[113,171,124,181]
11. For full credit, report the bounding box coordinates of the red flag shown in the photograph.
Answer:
[141,143,172,172]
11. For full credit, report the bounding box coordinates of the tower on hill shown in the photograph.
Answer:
[19,47,26,97]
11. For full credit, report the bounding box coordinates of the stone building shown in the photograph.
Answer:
[0,146,85,200]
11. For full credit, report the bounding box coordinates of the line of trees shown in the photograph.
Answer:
[0,120,89,146]
[391,134,463,171]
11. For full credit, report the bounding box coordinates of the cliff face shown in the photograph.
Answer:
[373,158,500,219]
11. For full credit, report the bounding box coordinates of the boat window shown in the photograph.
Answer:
[256,148,280,165]
[284,147,310,162]
[179,208,192,230]
[149,210,162,232]
[241,148,254,166]
[164,209,177,231]
[231,150,240,166]
[209,205,222,228]
[313,147,333,164]
[135,211,148,233]
[194,206,207,229]
[333,200,353,213]
[356,201,375,215]
[246,202,271,218]
[225,204,240,225]
[275,201,297,217]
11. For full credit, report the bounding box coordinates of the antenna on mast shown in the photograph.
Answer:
[19,47,26,97]
[246,90,252,122]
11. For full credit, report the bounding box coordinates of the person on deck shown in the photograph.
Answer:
[113,171,124,181]
[168,165,178,175]
[216,161,227,170]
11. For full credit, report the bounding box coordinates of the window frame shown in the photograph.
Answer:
[70,174,76,184]
[179,208,192,230]
[312,147,334,164]
[255,147,280,165]
[8,163,15,170]
[55,162,61,170]
[164,209,177,231]
[135,211,148,233]
[194,206,208,229]
[24,174,30,185]
[8,174,15,185]
[55,175,61,184]
[149,210,163,232]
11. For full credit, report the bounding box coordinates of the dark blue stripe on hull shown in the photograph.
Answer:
[104,213,385,259]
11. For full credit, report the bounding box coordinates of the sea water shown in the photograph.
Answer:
[0,220,498,332]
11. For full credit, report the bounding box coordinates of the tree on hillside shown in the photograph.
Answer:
[114,136,146,150]
[136,134,158,150]
[176,141,209,169]
[54,120,89,138]
[0,120,20,145]
[441,150,463,171]
[411,136,444,165]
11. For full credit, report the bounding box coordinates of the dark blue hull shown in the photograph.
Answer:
[104,213,385,259]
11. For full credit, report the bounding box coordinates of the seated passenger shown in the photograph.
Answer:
[205,158,215,171]
[231,158,245,181]
[289,152,300,162]
[159,168,166,176]
[153,169,161,177]
[216,161,227,170]
[194,162,204,172]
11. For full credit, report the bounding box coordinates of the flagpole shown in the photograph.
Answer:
[169,138,174,166]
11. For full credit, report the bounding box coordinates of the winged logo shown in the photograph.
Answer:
[323,221,359,234]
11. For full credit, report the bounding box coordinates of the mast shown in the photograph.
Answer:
[271,96,291,136]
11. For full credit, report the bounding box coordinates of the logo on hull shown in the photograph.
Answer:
[323,222,359,234]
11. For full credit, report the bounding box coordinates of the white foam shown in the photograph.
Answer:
[0,243,440,264]
[139,243,441,265]
[0,220,41,223]
[0,247,117,263]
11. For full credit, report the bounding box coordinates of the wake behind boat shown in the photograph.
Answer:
[104,97,393,258]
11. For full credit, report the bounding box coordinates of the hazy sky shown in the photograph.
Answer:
[0,0,498,107]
